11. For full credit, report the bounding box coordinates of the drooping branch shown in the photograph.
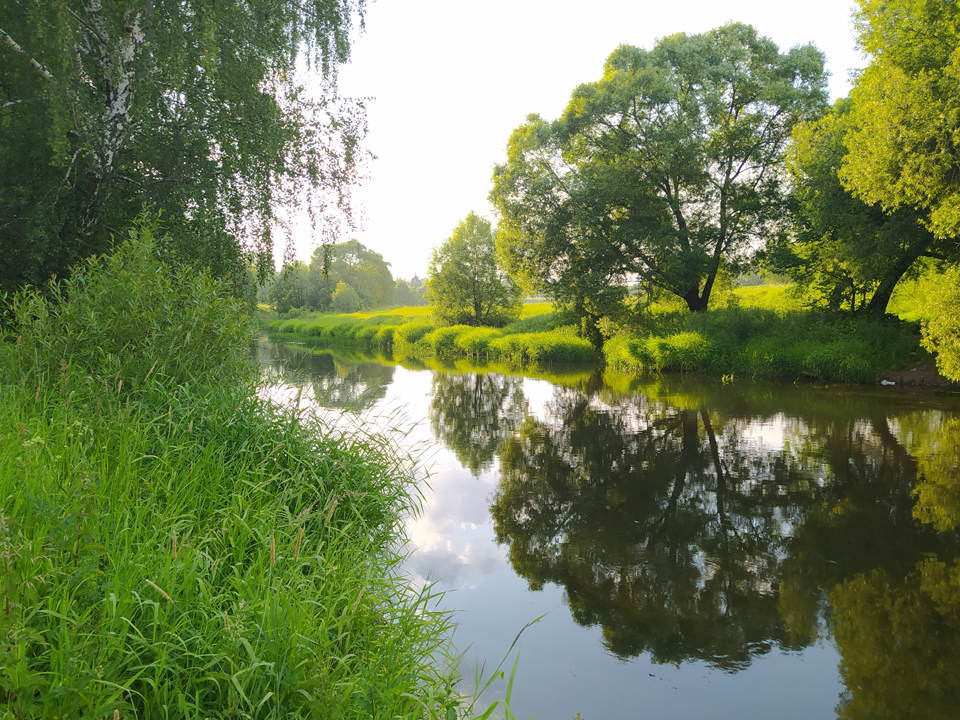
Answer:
[66,7,109,48]
[0,26,53,79]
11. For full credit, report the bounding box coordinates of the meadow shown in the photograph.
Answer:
[264,284,937,385]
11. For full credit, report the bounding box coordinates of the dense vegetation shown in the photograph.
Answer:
[484,6,960,381]
[426,213,523,328]
[263,303,598,368]
[263,282,943,385]
[0,223,466,718]
[0,0,368,292]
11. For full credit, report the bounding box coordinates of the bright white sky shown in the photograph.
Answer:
[292,0,864,280]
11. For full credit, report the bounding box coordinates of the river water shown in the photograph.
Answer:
[258,340,960,720]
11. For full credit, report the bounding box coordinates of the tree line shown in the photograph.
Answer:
[265,239,427,315]
[4,1,958,376]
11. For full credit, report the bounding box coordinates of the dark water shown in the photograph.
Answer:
[258,341,960,720]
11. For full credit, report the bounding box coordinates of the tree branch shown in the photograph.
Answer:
[0,26,53,79]
[66,7,109,48]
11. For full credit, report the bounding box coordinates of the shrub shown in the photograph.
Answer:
[490,330,596,366]
[421,326,470,357]
[393,321,436,356]
[10,214,251,394]
[330,281,362,314]
[455,327,502,356]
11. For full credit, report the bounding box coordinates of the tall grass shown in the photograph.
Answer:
[605,304,926,383]
[0,219,466,719]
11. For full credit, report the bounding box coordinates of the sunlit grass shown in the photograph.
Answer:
[0,222,477,719]
[733,284,801,312]
[520,301,553,318]
[264,285,930,383]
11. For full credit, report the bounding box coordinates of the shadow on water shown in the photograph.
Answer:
[261,339,960,719]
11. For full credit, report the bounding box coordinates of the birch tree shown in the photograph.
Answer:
[0,0,369,292]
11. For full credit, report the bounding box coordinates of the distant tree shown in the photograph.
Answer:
[426,213,522,327]
[778,99,944,313]
[307,240,393,310]
[330,280,361,314]
[266,261,309,314]
[393,279,419,308]
[491,24,827,321]
[0,0,368,293]
[408,275,429,305]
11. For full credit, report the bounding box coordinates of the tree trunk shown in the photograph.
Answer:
[865,245,927,314]
[683,287,709,313]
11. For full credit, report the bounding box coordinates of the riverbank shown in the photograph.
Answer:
[261,285,949,386]
[0,228,466,718]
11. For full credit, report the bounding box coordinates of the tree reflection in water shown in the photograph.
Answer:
[428,371,528,475]
[261,342,960,716]
[264,343,395,411]
[483,378,960,704]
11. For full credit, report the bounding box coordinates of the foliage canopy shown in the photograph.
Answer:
[426,212,522,327]
[0,0,368,292]
[491,23,828,321]
[778,98,944,313]
[840,0,960,239]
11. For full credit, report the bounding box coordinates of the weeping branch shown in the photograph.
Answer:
[0,26,53,79]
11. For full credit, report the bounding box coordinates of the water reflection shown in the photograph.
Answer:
[259,341,395,410]
[428,371,528,475]
[260,342,960,718]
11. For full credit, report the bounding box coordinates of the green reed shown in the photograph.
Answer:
[0,218,515,719]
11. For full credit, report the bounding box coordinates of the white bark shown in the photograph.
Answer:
[0,26,54,79]
[81,1,147,179]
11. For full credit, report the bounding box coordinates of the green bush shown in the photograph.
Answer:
[490,330,596,366]
[393,321,436,356]
[455,327,502,356]
[10,214,251,395]
[421,326,471,357]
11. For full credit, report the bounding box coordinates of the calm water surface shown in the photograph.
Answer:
[259,340,960,720]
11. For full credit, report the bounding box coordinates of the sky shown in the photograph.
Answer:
[292,0,864,280]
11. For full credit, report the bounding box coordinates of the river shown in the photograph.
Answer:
[258,339,960,720]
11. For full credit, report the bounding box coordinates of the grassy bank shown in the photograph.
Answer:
[263,284,938,385]
[0,225,465,718]
[262,303,598,367]
[604,303,925,384]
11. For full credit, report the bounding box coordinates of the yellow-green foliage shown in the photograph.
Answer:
[604,332,712,374]
[353,306,432,320]
[264,304,598,368]
[489,329,597,365]
[455,327,502,355]
[917,266,960,382]
[520,302,553,318]
[606,302,924,383]
[733,284,801,312]
[392,321,436,356]
[264,291,927,383]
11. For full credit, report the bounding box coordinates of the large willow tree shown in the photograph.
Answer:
[0,0,368,291]
[491,24,827,318]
